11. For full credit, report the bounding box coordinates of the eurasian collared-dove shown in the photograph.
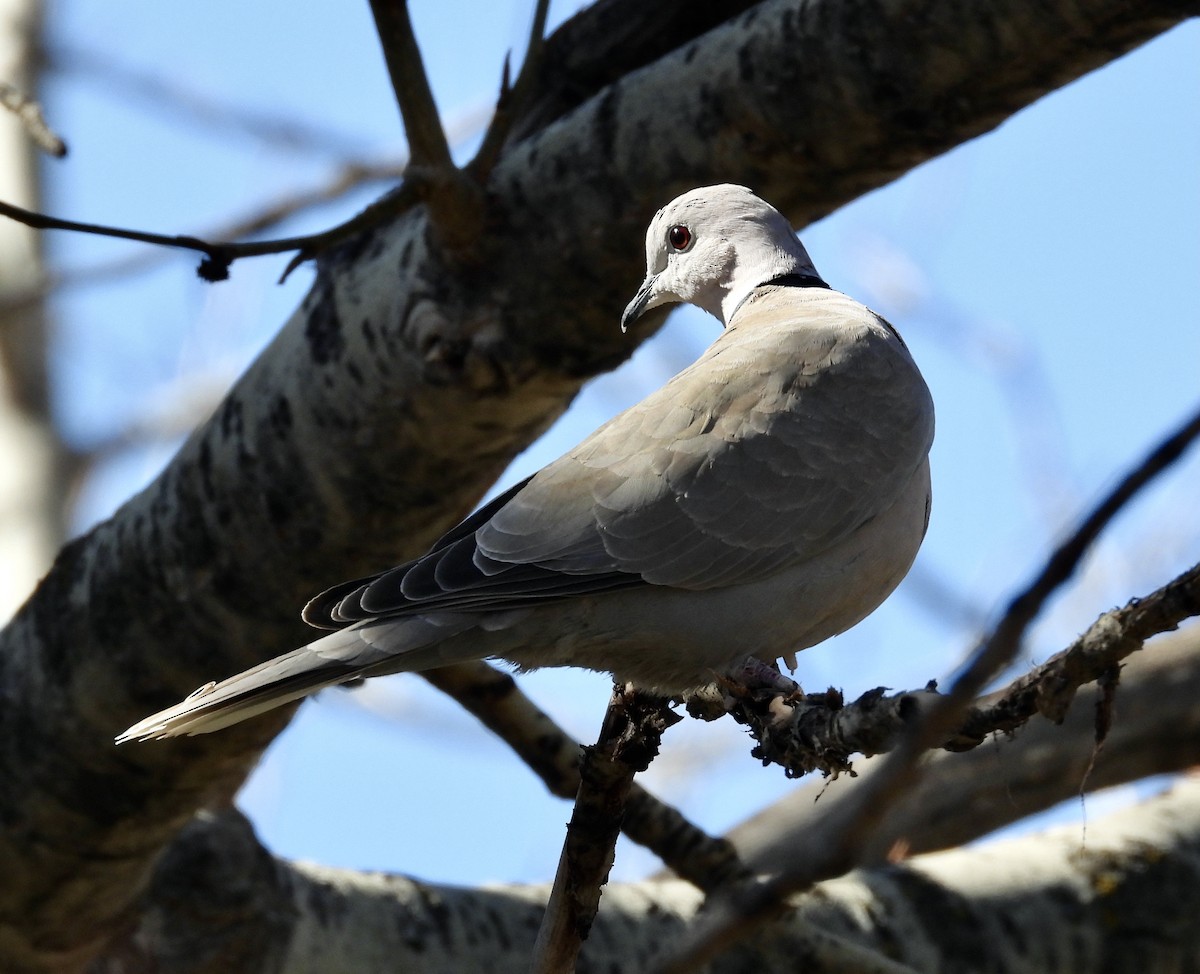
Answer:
[117,184,934,743]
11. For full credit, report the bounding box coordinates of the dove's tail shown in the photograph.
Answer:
[115,618,475,742]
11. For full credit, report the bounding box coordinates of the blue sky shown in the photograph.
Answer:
[36,3,1200,884]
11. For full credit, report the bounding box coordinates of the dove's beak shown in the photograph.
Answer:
[621,275,659,333]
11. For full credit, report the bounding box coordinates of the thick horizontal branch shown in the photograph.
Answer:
[100,769,1200,973]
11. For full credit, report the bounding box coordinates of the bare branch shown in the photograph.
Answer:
[0,196,313,281]
[708,557,1200,785]
[368,0,453,170]
[726,624,1200,871]
[467,0,550,178]
[0,177,431,283]
[956,559,1200,745]
[531,686,679,974]
[0,81,66,157]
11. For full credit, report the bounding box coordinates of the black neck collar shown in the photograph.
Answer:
[763,272,829,290]
[731,273,829,320]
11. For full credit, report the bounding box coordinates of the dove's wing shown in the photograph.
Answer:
[316,287,932,628]
[478,287,933,589]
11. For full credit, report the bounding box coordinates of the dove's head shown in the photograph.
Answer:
[621,184,821,330]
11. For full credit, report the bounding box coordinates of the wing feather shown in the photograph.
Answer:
[308,287,933,627]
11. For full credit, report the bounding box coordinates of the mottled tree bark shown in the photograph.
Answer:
[0,0,1196,971]
[96,755,1200,974]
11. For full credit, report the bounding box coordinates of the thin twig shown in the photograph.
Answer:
[530,685,679,974]
[368,0,454,169]
[366,0,489,253]
[468,0,550,178]
[0,82,67,157]
[0,106,494,314]
[0,177,428,284]
[0,198,307,280]
[654,400,1200,973]
[0,162,404,312]
[955,558,1200,744]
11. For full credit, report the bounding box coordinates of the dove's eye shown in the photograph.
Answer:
[668,225,692,251]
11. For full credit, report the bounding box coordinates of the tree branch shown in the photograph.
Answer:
[99,771,1200,972]
[727,624,1200,870]
[0,196,338,282]
[712,557,1200,780]
[466,0,550,178]
[531,686,678,974]
[368,0,453,170]
[956,559,1200,744]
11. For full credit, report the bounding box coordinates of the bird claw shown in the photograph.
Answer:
[732,656,801,696]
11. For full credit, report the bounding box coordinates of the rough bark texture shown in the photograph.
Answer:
[94,768,1200,973]
[0,0,1196,970]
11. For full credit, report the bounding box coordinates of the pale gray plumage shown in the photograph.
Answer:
[117,184,934,743]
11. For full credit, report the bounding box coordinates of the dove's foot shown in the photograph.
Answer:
[733,655,800,695]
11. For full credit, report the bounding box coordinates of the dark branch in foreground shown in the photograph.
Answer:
[704,557,1200,781]
[0,197,324,282]
[531,686,679,974]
